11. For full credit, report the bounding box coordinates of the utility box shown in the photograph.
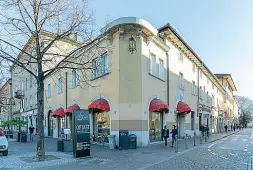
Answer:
[119,130,129,150]
[129,134,137,149]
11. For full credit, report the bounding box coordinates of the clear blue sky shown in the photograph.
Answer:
[88,0,253,99]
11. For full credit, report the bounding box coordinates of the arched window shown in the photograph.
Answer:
[72,70,77,88]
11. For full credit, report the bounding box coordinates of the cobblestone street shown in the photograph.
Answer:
[0,129,242,170]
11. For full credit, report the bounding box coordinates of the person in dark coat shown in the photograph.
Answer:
[162,125,169,146]
[170,125,178,148]
[224,125,228,133]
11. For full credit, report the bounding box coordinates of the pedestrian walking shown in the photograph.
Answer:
[233,125,236,131]
[224,125,228,133]
[170,125,178,148]
[205,125,209,138]
[29,125,35,141]
[162,125,170,146]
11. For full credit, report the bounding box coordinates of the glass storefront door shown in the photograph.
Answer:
[93,112,110,143]
[149,112,163,142]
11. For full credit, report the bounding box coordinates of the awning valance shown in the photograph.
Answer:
[177,101,191,114]
[88,98,110,112]
[52,108,65,118]
[66,104,80,116]
[149,99,169,113]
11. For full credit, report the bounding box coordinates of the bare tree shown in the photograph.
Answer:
[0,0,108,160]
[237,96,253,128]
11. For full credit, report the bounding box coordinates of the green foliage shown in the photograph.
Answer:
[0,119,26,129]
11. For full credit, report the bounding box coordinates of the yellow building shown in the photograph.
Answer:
[44,17,231,147]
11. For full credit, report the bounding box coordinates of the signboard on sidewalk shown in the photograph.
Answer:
[72,109,90,158]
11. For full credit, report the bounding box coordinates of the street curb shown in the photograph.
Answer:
[207,130,241,144]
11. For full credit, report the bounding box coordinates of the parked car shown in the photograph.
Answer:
[0,128,8,156]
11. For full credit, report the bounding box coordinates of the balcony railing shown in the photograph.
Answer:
[14,90,24,99]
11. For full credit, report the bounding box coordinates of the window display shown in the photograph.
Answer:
[93,112,110,144]
[149,112,162,142]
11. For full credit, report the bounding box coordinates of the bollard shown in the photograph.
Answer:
[185,135,188,149]
[200,133,203,144]
[205,132,207,142]
[175,135,178,153]
[193,132,196,146]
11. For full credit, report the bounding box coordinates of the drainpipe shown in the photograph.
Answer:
[65,72,68,128]
[166,50,169,120]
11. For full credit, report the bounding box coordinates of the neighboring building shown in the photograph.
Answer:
[44,17,232,147]
[215,74,237,130]
[233,96,239,125]
[10,30,81,133]
[0,79,12,122]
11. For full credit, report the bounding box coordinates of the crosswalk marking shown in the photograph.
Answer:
[242,139,248,141]
[232,138,238,141]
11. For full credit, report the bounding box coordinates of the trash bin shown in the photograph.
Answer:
[119,130,129,150]
[57,140,63,152]
[17,132,20,142]
[20,134,27,143]
[108,135,116,149]
[129,134,137,149]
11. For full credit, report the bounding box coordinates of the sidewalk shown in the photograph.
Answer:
[1,130,241,170]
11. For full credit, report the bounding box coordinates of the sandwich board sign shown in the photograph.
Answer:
[72,109,90,158]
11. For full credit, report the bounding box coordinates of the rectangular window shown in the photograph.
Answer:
[26,78,28,90]
[158,59,164,79]
[179,52,184,62]
[192,63,196,72]
[58,78,62,94]
[30,75,32,88]
[200,71,202,78]
[30,95,32,106]
[48,84,51,98]
[100,54,108,75]
[92,53,109,79]
[192,81,195,95]
[92,58,98,79]
[200,86,203,99]
[72,71,77,88]
[212,84,214,90]
[150,54,156,75]
[207,79,209,85]
[179,73,184,89]
[207,92,209,103]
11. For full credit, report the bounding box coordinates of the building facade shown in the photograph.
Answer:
[215,74,237,130]
[0,79,12,122]
[10,31,80,132]
[44,17,238,147]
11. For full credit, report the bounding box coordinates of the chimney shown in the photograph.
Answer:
[74,32,80,42]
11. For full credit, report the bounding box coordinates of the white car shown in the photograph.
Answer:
[0,128,8,156]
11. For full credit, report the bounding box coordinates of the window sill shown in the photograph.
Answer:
[91,72,110,81]
[149,73,165,82]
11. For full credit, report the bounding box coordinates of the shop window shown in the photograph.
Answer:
[149,112,163,142]
[93,112,110,143]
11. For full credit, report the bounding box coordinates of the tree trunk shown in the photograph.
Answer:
[36,74,45,160]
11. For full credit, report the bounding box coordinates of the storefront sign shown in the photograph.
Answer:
[199,104,211,113]
[72,110,90,158]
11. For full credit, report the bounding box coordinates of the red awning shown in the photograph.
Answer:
[66,104,80,116]
[52,108,65,118]
[177,101,191,114]
[88,98,110,112]
[149,99,169,113]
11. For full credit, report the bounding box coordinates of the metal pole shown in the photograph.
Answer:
[193,132,196,146]
[205,131,207,142]
[185,135,188,149]
[175,135,178,153]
